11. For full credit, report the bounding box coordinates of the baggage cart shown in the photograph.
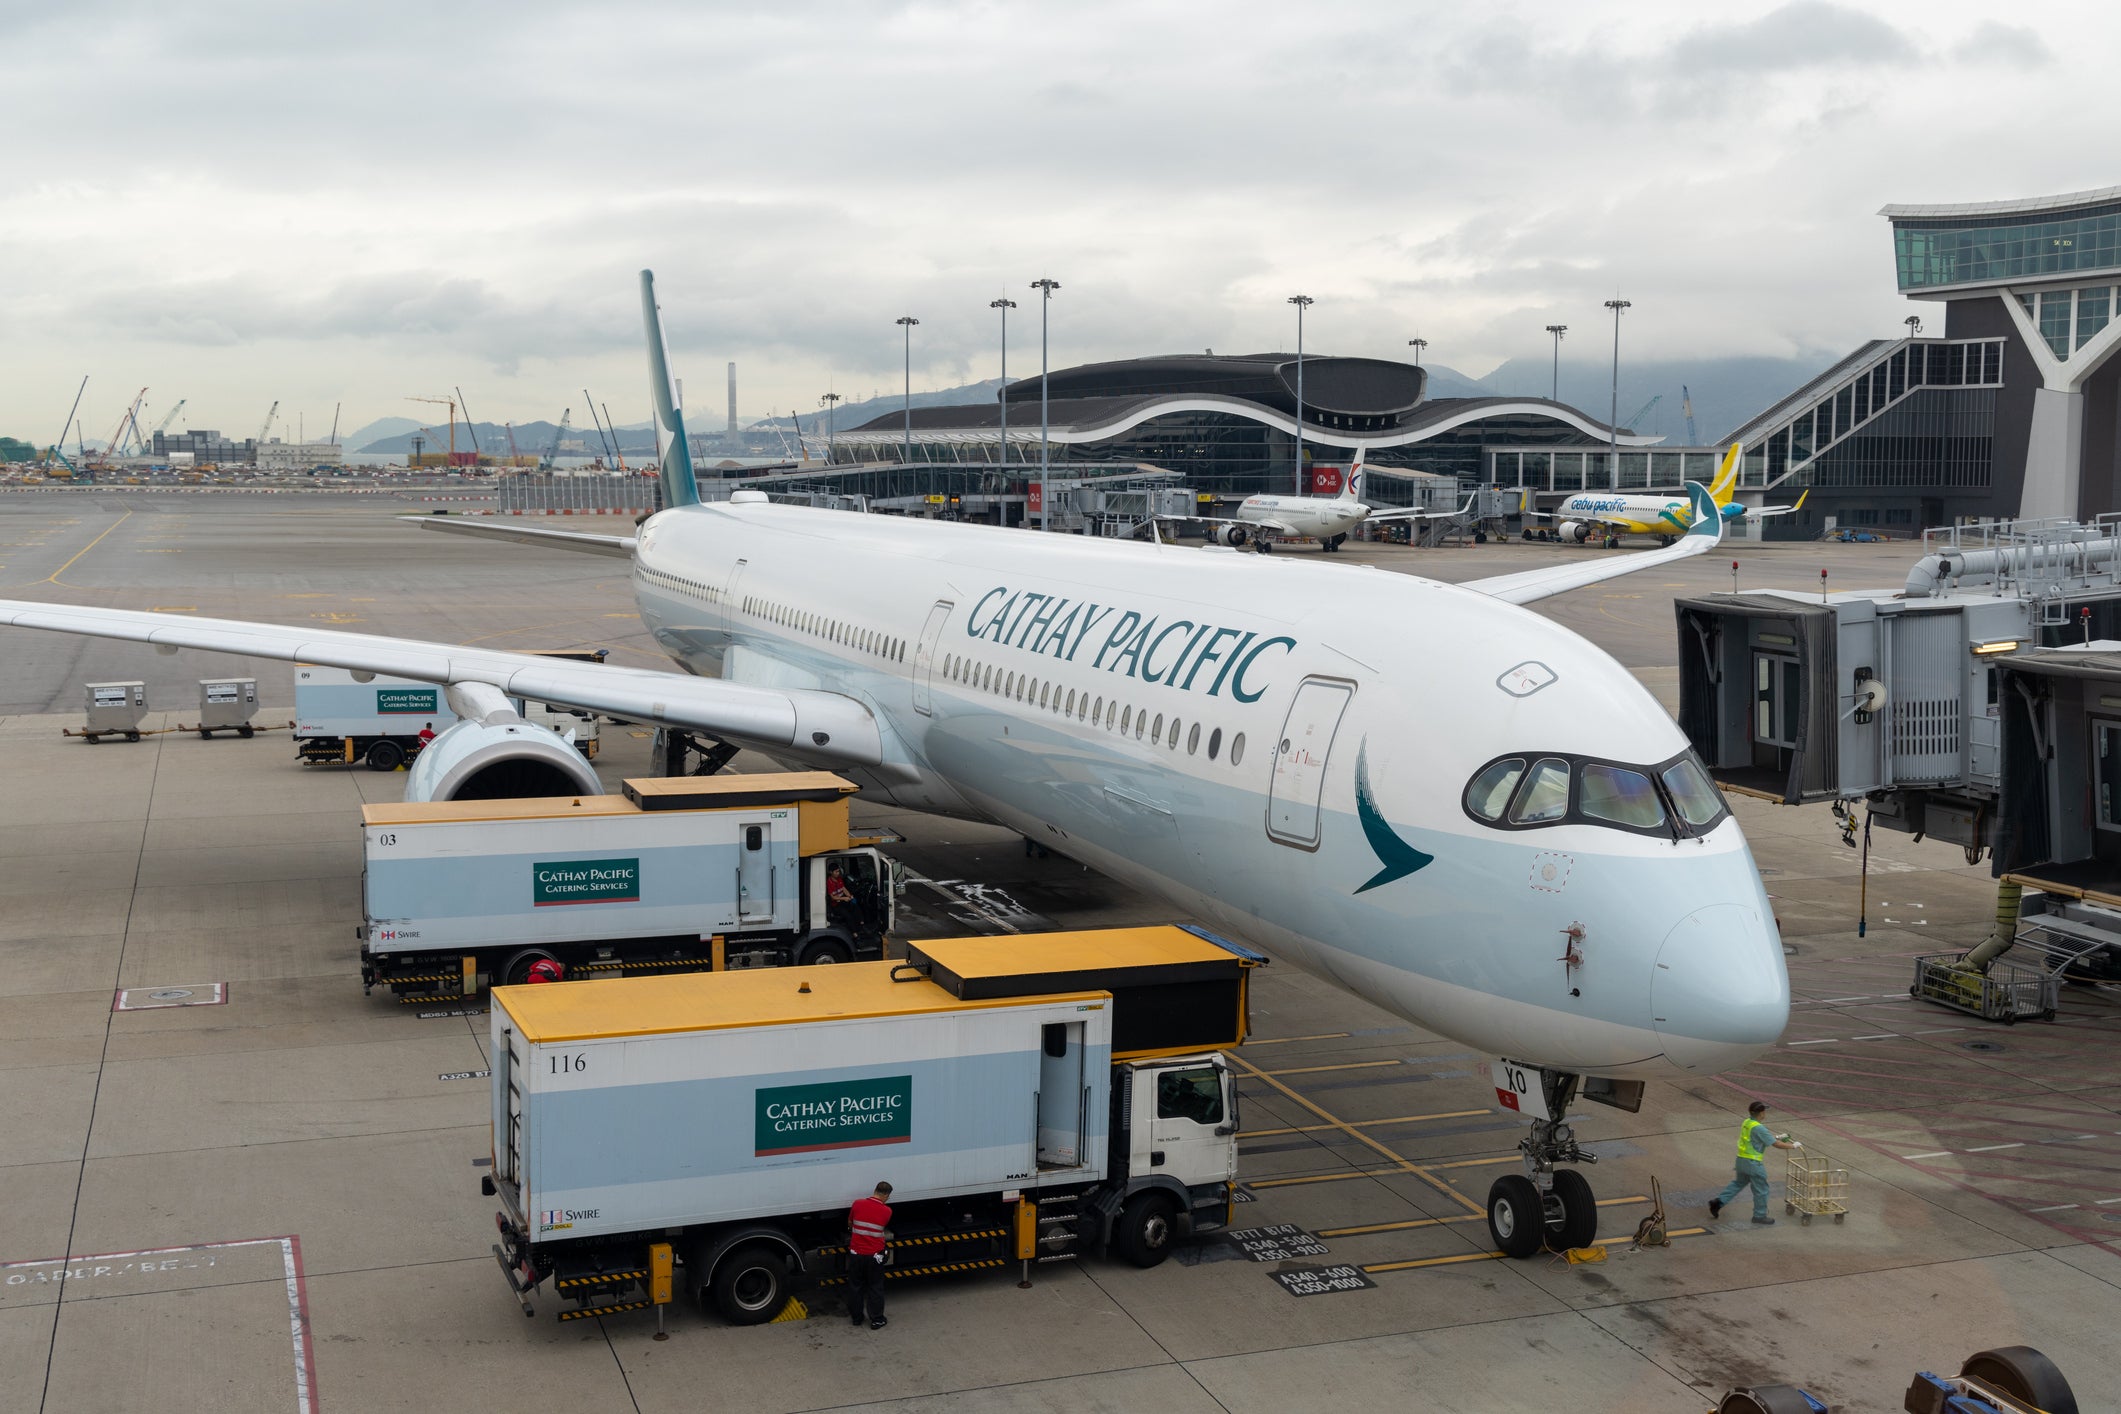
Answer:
[1784,1148,1847,1225]
[1909,954,2057,1024]
[81,681,147,742]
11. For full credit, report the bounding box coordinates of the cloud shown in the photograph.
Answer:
[1950,21,2051,69]
[1668,3,1918,74]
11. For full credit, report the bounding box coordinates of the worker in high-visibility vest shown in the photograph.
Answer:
[1710,1100,1799,1225]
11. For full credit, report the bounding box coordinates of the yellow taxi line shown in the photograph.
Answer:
[1241,1108,1489,1139]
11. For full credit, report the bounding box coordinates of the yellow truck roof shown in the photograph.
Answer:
[913,926,1245,981]
[495,960,1108,1043]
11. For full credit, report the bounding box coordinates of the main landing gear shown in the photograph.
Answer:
[1486,1066,1600,1258]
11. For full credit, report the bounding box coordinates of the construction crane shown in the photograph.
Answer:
[328,403,341,446]
[601,402,628,474]
[1621,393,1661,433]
[256,399,279,446]
[455,387,481,458]
[100,387,149,463]
[542,408,571,469]
[144,398,188,455]
[504,423,521,461]
[1682,386,1699,445]
[407,396,458,465]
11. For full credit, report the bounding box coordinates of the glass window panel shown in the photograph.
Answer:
[1466,758,1525,822]
[1521,450,1551,488]
[1579,764,1666,829]
[1552,453,1582,491]
[1684,452,1718,481]
[2038,293,2072,359]
[1789,410,1814,462]
[1661,757,1727,829]
[1619,452,1649,488]
[2077,287,2111,348]
[1651,451,1682,484]
[1510,758,1571,824]
[1585,453,1612,490]
[1889,349,1907,400]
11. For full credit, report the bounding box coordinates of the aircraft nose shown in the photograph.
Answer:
[1651,903,1790,1073]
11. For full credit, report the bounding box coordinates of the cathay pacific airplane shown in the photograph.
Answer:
[0,272,1788,1259]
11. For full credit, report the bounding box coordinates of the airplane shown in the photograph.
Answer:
[0,271,1788,1261]
[1169,451,1476,552]
[1520,443,1807,546]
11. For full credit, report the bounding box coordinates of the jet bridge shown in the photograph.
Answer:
[1676,518,2121,857]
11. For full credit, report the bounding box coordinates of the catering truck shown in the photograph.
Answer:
[483,925,1260,1325]
[361,772,894,996]
[296,652,603,772]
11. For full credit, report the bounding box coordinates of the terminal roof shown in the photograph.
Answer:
[1880,186,2121,220]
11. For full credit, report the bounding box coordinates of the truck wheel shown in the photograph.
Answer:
[799,937,853,966]
[1114,1193,1178,1268]
[238,726,254,739]
[711,1244,789,1325]
[365,740,404,772]
[501,950,562,986]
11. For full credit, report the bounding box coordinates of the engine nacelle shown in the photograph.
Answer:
[1560,520,1592,543]
[403,716,601,803]
[1214,522,1250,547]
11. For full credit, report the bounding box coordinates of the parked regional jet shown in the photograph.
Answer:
[1521,444,1807,545]
[0,272,1788,1260]
[1172,452,1474,552]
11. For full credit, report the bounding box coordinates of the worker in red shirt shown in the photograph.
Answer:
[415,721,437,750]
[845,1181,894,1330]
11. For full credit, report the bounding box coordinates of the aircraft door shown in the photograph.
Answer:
[736,820,776,923]
[1036,1021,1087,1169]
[912,599,953,716]
[1266,677,1354,849]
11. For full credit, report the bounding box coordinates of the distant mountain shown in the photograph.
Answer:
[340,416,424,449]
[1448,355,1840,445]
[356,419,655,456]
[750,380,1004,433]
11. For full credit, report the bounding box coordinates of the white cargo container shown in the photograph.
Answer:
[195,677,258,737]
[485,926,1258,1325]
[81,681,147,741]
[361,772,893,995]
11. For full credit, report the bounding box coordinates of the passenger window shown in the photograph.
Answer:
[1510,758,1571,824]
[1168,718,1181,749]
[1187,723,1201,754]
[1579,763,1665,829]
[1466,758,1526,822]
[1207,727,1222,760]
[1066,689,1077,716]
[1155,1068,1224,1125]
[1121,707,1132,733]
[1661,757,1728,829]
[1039,682,1049,708]
[1151,713,1164,741]
[1230,732,1245,766]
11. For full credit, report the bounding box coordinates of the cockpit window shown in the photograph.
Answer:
[1661,756,1727,829]
[1580,764,1665,829]
[1510,759,1571,824]
[1466,758,1524,821]
[1463,748,1728,838]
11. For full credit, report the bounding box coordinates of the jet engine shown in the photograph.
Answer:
[402,682,602,803]
[1559,521,1593,543]
[1214,522,1250,547]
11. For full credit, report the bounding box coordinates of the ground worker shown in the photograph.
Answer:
[845,1181,894,1329]
[1710,1100,1799,1225]
[416,721,437,749]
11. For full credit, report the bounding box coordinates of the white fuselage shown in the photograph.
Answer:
[1236,492,1369,542]
[632,499,1788,1080]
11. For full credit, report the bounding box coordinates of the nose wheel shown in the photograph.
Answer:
[1485,1066,1602,1257]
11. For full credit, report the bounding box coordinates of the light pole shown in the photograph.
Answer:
[821,392,841,465]
[1032,278,1060,527]
[1289,295,1314,494]
[1406,336,1427,368]
[1545,324,1567,400]
[896,316,918,466]
[1904,314,1922,339]
[1604,300,1630,489]
[991,296,1016,469]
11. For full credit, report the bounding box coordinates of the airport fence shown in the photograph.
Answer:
[496,473,663,516]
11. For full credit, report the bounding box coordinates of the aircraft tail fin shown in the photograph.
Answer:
[1708,442,1741,505]
[1341,448,1365,501]
[640,270,699,510]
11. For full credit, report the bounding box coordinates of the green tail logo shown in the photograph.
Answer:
[1355,740,1433,893]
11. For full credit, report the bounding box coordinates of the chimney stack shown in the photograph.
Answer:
[727,362,737,436]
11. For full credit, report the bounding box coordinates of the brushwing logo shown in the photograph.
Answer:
[1354,740,1434,894]
[755,1075,912,1157]
[533,858,641,906]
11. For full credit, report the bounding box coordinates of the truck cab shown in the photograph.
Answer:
[1109,1055,1241,1262]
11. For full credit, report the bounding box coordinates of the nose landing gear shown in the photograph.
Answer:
[1486,1066,1601,1258]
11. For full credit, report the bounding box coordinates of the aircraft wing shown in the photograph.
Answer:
[401,516,637,558]
[1748,489,1810,519]
[0,600,883,765]
[1365,493,1477,523]
[1460,480,1722,605]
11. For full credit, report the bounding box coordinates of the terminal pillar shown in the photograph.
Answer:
[2020,387,2086,521]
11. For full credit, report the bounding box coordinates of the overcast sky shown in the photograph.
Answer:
[1,0,2108,444]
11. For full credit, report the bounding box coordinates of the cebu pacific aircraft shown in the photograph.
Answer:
[1177,452,1474,553]
[1522,444,1806,546]
[0,272,1787,1263]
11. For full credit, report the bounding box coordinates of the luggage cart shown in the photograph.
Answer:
[1909,954,2058,1024]
[1784,1148,1847,1226]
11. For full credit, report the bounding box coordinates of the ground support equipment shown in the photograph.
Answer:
[1783,1148,1848,1225]
[1910,954,2057,1023]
